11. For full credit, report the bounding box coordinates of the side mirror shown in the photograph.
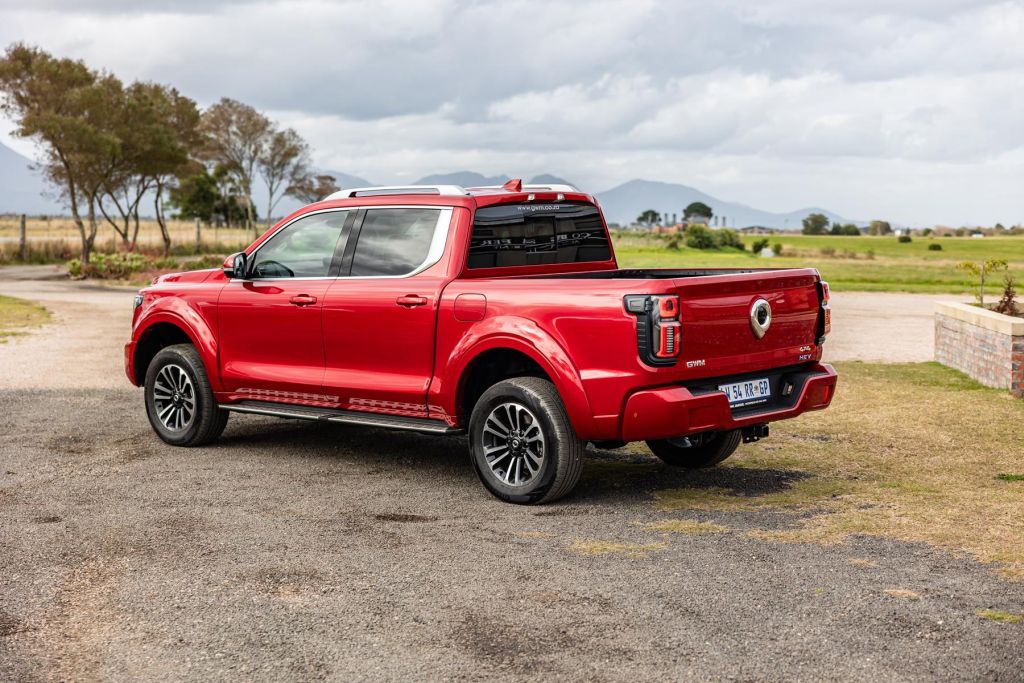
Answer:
[223,252,248,279]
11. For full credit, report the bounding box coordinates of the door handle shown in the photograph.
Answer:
[396,295,428,307]
[289,294,318,306]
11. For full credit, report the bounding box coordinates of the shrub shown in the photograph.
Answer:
[714,228,744,250]
[928,243,942,251]
[751,238,770,254]
[866,249,876,260]
[666,237,680,251]
[684,225,716,250]
[898,234,912,243]
[819,246,836,257]
[993,275,1019,316]
[772,242,783,256]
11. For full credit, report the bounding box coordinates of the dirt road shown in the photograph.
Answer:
[1,271,1019,682]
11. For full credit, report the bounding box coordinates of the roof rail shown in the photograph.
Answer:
[324,185,469,200]
[466,183,579,193]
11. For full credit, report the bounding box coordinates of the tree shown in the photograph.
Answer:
[287,173,340,204]
[258,127,310,226]
[802,212,829,235]
[957,259,1008,307]
[684,201,713,222]
[169,168,219,222]
[636,209,660,228]
[198,98,270,233]
[868,220,892,236]
[0,44,118,263]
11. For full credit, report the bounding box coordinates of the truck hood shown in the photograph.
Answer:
[152,268,219,285]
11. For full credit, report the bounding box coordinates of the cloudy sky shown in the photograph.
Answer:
[1,0,1021,225]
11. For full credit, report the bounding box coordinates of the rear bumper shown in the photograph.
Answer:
[619,363,837,442]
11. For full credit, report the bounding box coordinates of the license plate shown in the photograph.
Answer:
[718,378,771,407]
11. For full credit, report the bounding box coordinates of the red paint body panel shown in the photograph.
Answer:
[126,187,836,443]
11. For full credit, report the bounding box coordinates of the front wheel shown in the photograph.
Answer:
[144,344,228,447]
[468,377,584,504]
[646,429,742,468]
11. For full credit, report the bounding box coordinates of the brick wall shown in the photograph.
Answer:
[934,302,1024,397]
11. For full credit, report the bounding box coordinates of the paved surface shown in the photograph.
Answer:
[823,291,954,364]
[2,269,1020,682]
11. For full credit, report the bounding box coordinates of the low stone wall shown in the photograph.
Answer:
[934,302,1024,397]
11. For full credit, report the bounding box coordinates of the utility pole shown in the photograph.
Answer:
[195,217,202,255]
[18,214,27,262]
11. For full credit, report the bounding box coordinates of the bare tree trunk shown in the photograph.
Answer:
[195,217,202,255]
[19,214,27,262]
[154,184,172,257]
[130,206,141,251]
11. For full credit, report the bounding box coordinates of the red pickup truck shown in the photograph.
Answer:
[125,180,836,504]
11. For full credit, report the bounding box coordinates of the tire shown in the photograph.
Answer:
[646,429,742,468]
[144,344,228,447]
[468,377,584,505]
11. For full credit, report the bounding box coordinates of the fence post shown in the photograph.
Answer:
[19,214,27,262]
[195,217,201,254]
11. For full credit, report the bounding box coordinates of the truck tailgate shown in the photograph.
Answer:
[671,270,823,379]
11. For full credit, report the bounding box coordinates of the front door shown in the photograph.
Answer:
[218,209,353,400]
[321,207,451,417]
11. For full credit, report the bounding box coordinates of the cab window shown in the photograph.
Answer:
[251,211,351,278]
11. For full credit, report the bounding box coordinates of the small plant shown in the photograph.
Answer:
[996,473,1024,482]
[928,243,942,251]
[993,275,1019,316]
[820,246,836,257]
[665,236,680,251]
[866,249,876,260]
[958,258,1008,307]
[772,242,783,256]
[897,234,912,243]
[751,238,769,254]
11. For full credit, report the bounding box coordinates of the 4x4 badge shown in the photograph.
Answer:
[750,299,772,339]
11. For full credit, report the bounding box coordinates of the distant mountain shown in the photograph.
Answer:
[0,148,862,229]
[529,174,576,187]
[0,142,63,215]
[414,171,510,187]
[595,179,860,230]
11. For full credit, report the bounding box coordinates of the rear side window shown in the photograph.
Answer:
[350,208,441,276]
[468,202,611,269]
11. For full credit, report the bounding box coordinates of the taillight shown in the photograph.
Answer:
[816,280,831,342]
[624,294,681,366]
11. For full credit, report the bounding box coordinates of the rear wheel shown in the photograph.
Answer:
[646,429,742,468]
[468,377,584,504]
[144,344,228,447]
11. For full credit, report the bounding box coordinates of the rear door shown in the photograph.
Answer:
[217,209,353,398]
[321,207,452,417]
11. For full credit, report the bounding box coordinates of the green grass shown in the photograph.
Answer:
[613,234,1024,295]
[0,295,51,341]
[977,609,1024,624]
[996,474,1024,482]
[647,361,1024,578]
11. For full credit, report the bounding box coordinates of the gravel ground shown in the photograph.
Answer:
[1,269,1020,682]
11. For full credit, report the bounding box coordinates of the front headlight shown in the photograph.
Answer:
[133,294,144,310]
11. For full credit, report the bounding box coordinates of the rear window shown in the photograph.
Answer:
[468,202,611,269]
[350,207,441,276]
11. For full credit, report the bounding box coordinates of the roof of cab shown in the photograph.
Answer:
[313,179,596,210]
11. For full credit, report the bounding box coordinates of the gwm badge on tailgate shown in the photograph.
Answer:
[750,298,772,339]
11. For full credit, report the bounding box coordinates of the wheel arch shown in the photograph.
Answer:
[442,328,595,437]
[132,312,219,390]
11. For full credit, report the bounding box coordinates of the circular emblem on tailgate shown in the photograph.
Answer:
[750,298,772,339]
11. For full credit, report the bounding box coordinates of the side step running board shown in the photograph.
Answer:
[220,400,462,435]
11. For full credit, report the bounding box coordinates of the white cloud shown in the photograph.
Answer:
[0,0,1020,225]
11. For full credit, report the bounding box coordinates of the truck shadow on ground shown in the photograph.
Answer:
[215,417,810,506]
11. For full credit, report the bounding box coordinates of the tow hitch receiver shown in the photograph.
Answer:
[742,424,769,443]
